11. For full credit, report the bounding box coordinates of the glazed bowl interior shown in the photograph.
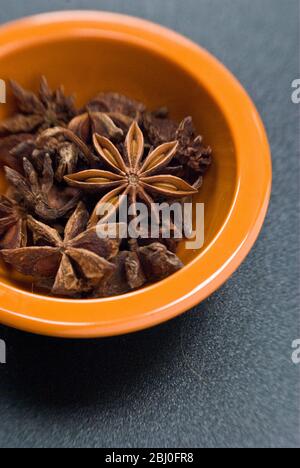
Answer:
[0,35,237,294]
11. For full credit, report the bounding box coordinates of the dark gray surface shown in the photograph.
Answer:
[0,0,299,449]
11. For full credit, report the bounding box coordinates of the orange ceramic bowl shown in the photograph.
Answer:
[0,11,271,338]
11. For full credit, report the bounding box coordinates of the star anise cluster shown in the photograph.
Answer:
[0,78,212,298]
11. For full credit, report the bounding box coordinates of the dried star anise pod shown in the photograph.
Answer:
[64,121,197,226]
[0,195,30,249]
[143,113,212,175]
[96,250,146,297]
[4,155,80,221]
[84,92,146,135]
[86,92,145,120]
[142,111,178,147]
[96,242,182,297]
[175,117,212,173]
[10,131,80,182]
[0,133,34,171]
[138,243,183,281]
[68,112,124,145]
[36,127,98,169]
[105,112,136,134]
[136,231,180,254]
[0,77,76,137]
[1,202,120,297]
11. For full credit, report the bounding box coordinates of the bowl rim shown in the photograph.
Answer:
[0,11,272,338]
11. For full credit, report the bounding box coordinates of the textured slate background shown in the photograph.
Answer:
[0,0,299,448]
